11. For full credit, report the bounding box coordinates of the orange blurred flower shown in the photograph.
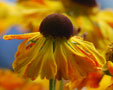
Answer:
[0,69,49,90]
[107,61,113,76]
[87,75,113,90]
[87,44,113,90]
[0,69,25,90]
[67,71,104,90]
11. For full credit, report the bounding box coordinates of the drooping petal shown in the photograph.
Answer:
[71,36,106,66]
[13,35,45,76]
[24,39,57,80]
[3,32,39,40]
[57,36,105,81]
[64,44,87,79]
[62,42,94,80]
[54,40,68,80]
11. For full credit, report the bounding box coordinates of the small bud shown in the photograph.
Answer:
[39,14,73,39]
[73,27,81,36]
[106,43,113,62]
[81,32,88,40]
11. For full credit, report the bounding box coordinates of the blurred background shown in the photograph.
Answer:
[0,0,113,69]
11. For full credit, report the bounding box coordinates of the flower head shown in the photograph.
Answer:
[3,14,105,80]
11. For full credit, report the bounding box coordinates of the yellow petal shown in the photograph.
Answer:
[54,40,68,80]
[71,36,106,66]
[13,35,45,77]
[3,32,39,40]
[24,39,57,80]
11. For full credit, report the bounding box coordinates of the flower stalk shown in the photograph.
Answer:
[49,79,56,90]
[59,78,64,90]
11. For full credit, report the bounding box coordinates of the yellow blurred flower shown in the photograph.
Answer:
[62,0,113,53]
[17,0,113,52]
[0,0,113,53]
[97,10,113,28]
[3,14,105,81]
[0,0,64,33]
[0,2,22,34]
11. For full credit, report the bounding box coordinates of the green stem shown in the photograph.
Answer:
[49,79,54,90]
[54,80,56,90]
[49,79,56,90]
[59,78,64,90]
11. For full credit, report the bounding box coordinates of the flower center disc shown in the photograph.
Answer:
[39,14,73,39]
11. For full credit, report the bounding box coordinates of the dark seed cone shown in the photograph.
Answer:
[39,13,74,39]
[72,0,97,7]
